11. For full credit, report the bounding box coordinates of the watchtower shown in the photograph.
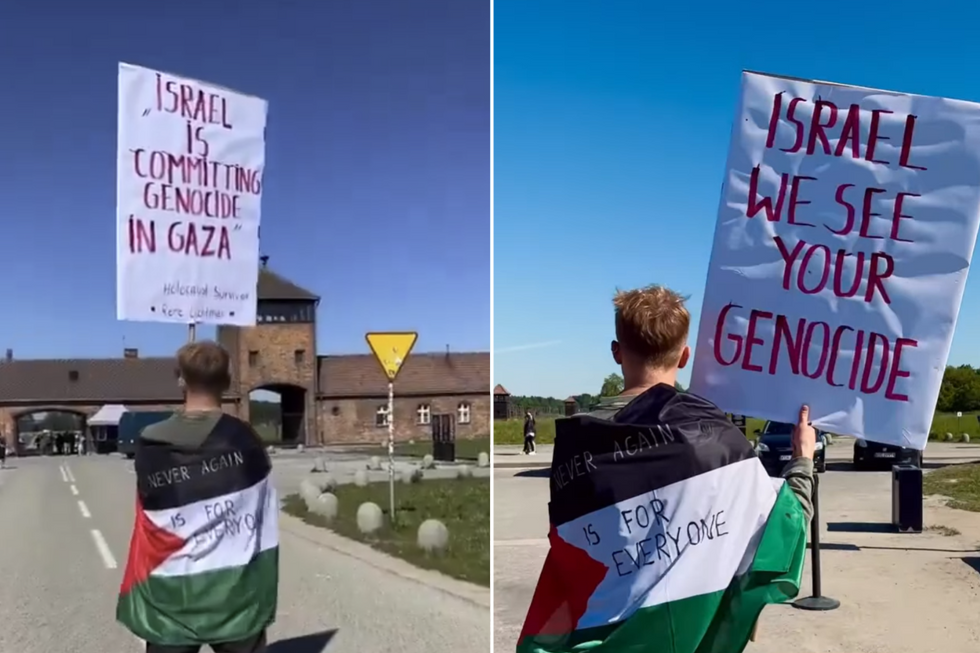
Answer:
[217,256,320,444]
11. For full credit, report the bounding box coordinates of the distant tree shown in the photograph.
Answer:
[249,400,280,425]
[511,396,564,415]
[937,364,980,413]
[600,373,625,397]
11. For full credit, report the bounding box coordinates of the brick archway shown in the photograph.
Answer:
[8,407,91,454]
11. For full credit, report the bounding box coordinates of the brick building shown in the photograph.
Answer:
[0,263,490,450]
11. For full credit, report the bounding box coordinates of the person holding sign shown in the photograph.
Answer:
[116,341,279,653]
[518,285,815,653]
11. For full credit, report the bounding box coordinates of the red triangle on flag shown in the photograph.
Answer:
[520,525,609,640]
[119,495,188,596]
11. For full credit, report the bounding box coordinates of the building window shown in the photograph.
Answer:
[294,349,305,364]
[417,404,431,425]
[248,350,259,366]
[458,402,471,424]
[256,301,315,324]
[375,405,389,427]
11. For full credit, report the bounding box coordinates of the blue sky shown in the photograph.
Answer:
[494,0,980,398]
[0,0,490,362]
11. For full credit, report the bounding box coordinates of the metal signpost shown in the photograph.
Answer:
[365,332,418,524]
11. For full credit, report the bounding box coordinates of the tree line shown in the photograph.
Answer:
[509,373,686,416]
[512,365,980,417]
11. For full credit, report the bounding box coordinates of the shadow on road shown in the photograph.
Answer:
[514,468,550,479]
[269,630,337,653]
[961,557,980,575]
[826,461,961,473]
[828,521,895,533]
[822,541,979,554]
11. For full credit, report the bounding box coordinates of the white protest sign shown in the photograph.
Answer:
[690,71,980,450]
[116,62,267,326]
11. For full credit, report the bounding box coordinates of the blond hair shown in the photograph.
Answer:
[613,285,690,368]
[176,340,231,394]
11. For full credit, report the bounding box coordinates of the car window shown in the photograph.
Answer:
[762,421,794,435]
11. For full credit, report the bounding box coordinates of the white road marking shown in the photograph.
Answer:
[90,529,118,569]
[70,484,79,496]
[64,465,76,483]
[77,500,91,518]
[59,465,68,482]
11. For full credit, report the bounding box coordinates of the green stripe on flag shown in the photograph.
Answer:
[518,482,807,653]
[117,546,279,646]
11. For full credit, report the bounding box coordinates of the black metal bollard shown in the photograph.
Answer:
[793,473,840,611]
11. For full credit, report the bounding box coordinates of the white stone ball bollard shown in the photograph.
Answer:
[477,452,490,468]
[357,502,384,534]
[353,470,369,487]
[312,493,339,521]
[417,519,450,553]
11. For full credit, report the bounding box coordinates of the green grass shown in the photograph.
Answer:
[494,412,980,445]
[930,412,980,439]
[349,436,490,461]
[494,418,558,445]
[282,477,490,586]
[923,462,980,512]
[253,423,280,443]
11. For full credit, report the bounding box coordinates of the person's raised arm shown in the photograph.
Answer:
[782,405,815,523]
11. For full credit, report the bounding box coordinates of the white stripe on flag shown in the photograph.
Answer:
[144,476,279,577]
[556,457,778,629]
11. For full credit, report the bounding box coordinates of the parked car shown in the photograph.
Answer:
[852,438,922,470]
[754,421,827,475]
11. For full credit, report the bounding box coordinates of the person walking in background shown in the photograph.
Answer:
[523,410,536,455]
[117,340,279,653]
[0,435,6,469]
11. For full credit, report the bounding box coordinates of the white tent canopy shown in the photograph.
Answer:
[88,404,129,427]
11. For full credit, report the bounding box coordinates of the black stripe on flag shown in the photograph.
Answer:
[135,414,272,512]
[549,385,756,526]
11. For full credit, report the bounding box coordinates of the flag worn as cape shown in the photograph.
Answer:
[518,385,808,653]
[117,414,279,646]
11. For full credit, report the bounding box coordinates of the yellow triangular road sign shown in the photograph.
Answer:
[365,332,418,382]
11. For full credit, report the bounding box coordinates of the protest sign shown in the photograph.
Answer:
[116,62,268,326]
[690,71,980,450]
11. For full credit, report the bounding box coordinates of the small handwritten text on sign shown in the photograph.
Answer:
[116,63,268,326]
[690,71,980,449]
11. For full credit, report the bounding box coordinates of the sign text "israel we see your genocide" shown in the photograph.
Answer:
[116,63,268,327]
[691,71,980,449]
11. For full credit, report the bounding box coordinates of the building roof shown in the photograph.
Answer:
[0,351,489,404]
[318,352,489,398]
[493,384,510,396]
[257,266,319,302]
[0,358,184,403]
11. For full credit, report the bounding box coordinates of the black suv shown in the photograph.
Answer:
[754,420,827,475]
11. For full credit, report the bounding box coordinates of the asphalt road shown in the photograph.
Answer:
[0,455,490,653]
[494,442,980,653]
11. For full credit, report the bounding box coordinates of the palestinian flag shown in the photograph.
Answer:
[519,385,809,653]
[117,415,279,646]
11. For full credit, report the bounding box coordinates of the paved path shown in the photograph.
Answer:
[494,447,980,653]
[0,455,489,653]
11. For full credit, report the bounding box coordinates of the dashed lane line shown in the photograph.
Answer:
[60,465,69,482]
[78,500,91,518]
[90,528,118,569]
[70,484,79,496]
[64,465,76,483]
